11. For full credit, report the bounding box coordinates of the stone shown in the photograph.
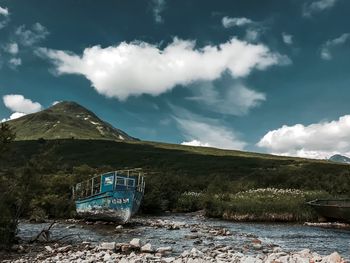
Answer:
[115,225,123,230]
[327,252,342,263]
[121,244,131,253]
[66,224,76,229]
[162,257,176,263]
[57,245,72,252]
[156,246,172,255]
[98,242,116,251]
[45,246,54,252]
[130,238,141,249]
[141,243,153,253]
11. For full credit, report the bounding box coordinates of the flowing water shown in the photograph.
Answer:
[18,214,350,259]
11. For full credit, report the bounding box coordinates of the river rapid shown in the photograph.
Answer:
[17,213,350,260]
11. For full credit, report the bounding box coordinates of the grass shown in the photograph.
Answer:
[1,138,349,221]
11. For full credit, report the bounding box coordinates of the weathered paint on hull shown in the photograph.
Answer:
[75,190,143,223]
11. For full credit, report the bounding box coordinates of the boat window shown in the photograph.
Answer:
[116,177,125,186]
[127,178,135,187]
[104,175,114,185]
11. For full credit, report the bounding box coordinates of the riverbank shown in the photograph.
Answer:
[2,213,349,262]
[3,240,346,263]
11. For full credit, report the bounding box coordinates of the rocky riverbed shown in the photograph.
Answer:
[2,213,349,262]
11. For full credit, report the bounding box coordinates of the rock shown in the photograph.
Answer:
[98,242,116,251]
[252,243,263,250]
[130,238,141,249]
[45,245,54,252]
[162,257,176,263]
[57,245,72,252]
[327,252,343,263]
[121,244,131,253]
[66,224,76,229]
[115,225,123,230]
[141,243,153,253]
[185,234,199,239]
[156,246,172,255]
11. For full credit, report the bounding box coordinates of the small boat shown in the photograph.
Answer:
[72,169,145,223]
[307,199,350,222]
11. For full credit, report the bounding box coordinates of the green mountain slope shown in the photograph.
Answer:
[5,101,137,141]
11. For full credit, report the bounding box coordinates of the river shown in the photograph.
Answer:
[18,214,350,260]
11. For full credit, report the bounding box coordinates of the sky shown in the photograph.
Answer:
[0,0,350,159]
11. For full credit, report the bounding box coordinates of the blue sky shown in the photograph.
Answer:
[0,0,350,159]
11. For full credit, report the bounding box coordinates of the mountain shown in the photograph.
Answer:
[5,101,137,141]
[329,154,350,164]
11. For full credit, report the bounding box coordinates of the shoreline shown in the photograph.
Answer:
[2,214,349,262]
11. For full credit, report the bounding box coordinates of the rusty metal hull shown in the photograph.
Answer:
[75,190,143,223]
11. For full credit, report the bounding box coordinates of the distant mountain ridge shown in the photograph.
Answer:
[5,101,138,141]
[329,154,350,164]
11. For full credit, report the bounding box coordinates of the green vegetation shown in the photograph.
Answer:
[2,102,350,224]
[0,138,349,222]
[6,101,136,141]
[203,188,331,221]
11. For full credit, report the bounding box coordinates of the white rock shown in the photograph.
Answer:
[98,242,116,251]
[45,246,53,252]
[130,238,141,248]
[162,257,176,263]
[141,243,153,253]
[156,246,173,255]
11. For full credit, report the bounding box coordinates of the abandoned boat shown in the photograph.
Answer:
[307,199,350,222]
[72,169,145,223]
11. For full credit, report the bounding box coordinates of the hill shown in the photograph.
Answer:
[5,101,137,141]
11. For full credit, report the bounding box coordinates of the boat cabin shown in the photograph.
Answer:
[73,169,145,200]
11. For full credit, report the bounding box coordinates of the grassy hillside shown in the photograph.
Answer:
[1,138,350,221]
[5,101,137,141]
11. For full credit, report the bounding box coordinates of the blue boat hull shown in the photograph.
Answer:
[75,190,143,223]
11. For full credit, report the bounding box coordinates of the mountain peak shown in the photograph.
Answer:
[6,101,137,142]
[329,154,350,164]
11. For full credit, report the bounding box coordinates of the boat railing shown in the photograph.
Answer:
[72,169,145,200]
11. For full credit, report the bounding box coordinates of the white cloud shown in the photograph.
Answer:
[152,0,166,23]
[181,140,210,147]
[245,29,261,42]
[37,37,290,100]
[222,17,253,28]
[1,112,25,123]
[282,33,293,45]
[9,57,22,68]
[178,118,246,150]
[187,82,265,116]
[320,33,349,60]
[15,22,49,46]
[175,111,247,150]
[5,43,19,54]
[303,0,338,17]
[0,6,9,16]
[3,94,42,114]
[257,115,350,159]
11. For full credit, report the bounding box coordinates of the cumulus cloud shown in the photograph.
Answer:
[303,0,338,17]
[37,37,290,100]
[1,112,25,123]
[282,33,293,45]
[0,6,9,16]
[257,115,350,159]
[3,94,42,114]
[222,17,253,28]
[187,81,265,116]
[9,57,22,68]
[5,43,19,54]
[0,5,9,29]
[15,22,49,46]
[177,116,247,150]
[152,0,166,23]
[181,140,210,147]
[320,33,349,60]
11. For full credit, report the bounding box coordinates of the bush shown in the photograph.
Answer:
[176,192,204,212]
[204,188,331,222]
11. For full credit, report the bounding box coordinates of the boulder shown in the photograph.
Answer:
[156,246,172,255]
[141,243,154,253]
[130,238,141,249]
[98,242,116,251]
